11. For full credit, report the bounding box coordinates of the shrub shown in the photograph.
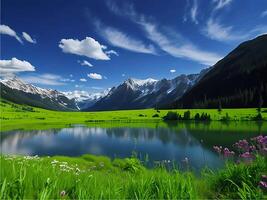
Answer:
[194,113,200,120]
[163,111,180,121]
[183,111,191,120]
[200,113,211,121]
[152,114,159,118]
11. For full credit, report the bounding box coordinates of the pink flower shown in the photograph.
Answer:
[240,152,254,158]
[223,148,235,157]
[213,146,222,154]
[259,181,267,189]
[234,139,249,152]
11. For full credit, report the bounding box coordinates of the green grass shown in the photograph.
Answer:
[0,154,266,199]
[1,99,266,132]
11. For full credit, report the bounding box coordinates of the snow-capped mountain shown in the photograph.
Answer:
[87,68,210,111]
[0,77,78,111]
[63,89,110,110]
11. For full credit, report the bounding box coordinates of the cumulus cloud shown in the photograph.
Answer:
[87,73,103,80]
[170,69,176,73]
[21,73,65,85]
[0,25,22,43]
[96,23,156,55]
[78,60,93,67]
[0,58,36,75]
[59,37,110,60]
[80,78,87,82]
[22,32,36,44]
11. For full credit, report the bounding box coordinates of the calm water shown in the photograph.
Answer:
[1,122,266,171]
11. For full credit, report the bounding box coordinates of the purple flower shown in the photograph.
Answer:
[240,152,254,158]
[223,148,235,157]
[259,181,267,189]
[234,139,250,152]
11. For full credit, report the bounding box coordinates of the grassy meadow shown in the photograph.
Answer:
[1,99,266,132]
[1,154,266,199]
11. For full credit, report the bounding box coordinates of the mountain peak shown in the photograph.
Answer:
[125,78,158,86]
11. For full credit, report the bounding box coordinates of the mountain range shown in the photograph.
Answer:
[1,34,267,111]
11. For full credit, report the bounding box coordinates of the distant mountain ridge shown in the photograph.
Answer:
[63,89,110,110]
[87,68,210,111]
[0,77,78,111]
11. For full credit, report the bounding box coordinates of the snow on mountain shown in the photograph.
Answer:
[88,69,211,111]
[62,89,110,110]
[1,76,62,99]
[0,76,78,111]
[63,89,110,102]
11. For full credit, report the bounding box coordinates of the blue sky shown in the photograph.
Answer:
[1,0,267,92]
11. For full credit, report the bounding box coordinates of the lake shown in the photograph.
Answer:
[1,121,266,172]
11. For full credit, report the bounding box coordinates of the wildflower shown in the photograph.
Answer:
[213,146,222,154]
[51,160,59,165]
[60,190,66,197]
[223,148,235,157]
[234,139,249,152]
[259,181,267,189]
[240,152,254,158]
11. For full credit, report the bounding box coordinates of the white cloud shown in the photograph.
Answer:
[98,25,156,55]
[139,20,222,65]
[22,32,36,44]
[170,69,176,73]
[0,25,22,43]
[105,50,119,56]
[203,18,267,42]
[0,58,36,75]
[59,37,110,60]
[80,78,87,82]
[106,2,222,65]
[79,60,93,67]
[122,73,126,77]
[21,73,65,86]
[213,0,233,11]
[261,10,267,18]
[87,73,103,80]
[190,0,198,24]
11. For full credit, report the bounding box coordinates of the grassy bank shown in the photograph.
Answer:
[1,154,266,199]
[1,99,267,132]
